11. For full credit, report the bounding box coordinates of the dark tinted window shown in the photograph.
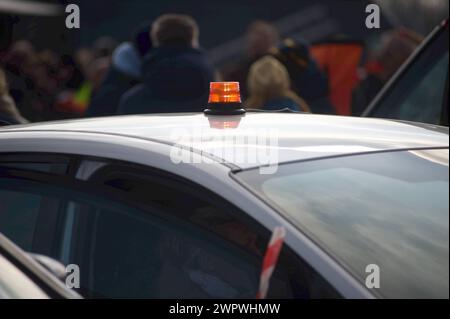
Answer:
[0,155,69,252]
[236,149,449,298]
[0,161,340,299]
[0,154,69,175]
[77,202,263,298]
[0,188,41,250]
[68,168,339,298]
[371,27,449,125]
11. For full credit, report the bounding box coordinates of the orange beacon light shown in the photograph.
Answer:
[204,82,246,115]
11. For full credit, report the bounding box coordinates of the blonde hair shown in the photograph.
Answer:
[245,56,310,112]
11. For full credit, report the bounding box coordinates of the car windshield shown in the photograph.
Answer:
[236,149,449,298]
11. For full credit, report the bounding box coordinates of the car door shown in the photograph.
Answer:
[363,20,449,126]
[0,154,340,299]
[0,153,76,256]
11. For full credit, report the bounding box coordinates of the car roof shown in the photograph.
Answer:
[1,112,448,169]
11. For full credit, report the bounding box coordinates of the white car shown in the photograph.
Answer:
[0,111,448,299]
[363,19,449,126]
[0,233,81,299]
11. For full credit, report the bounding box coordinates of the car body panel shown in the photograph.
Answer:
[1,113,448,169]
[0,113,448,298]
[0,253,48,299]
[0,233,81,299]
[0,128,374,298]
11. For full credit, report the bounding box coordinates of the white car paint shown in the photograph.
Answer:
[0,112,448,298]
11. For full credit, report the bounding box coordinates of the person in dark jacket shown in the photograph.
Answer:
[221,22,334,114]
[118,14,215,115]
[271,38,335,114]
[86,23,152,117]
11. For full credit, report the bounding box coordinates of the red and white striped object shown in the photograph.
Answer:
[256,226,286,299]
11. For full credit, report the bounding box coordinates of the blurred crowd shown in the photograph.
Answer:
[0,13,423,125]
[0,35,119,123]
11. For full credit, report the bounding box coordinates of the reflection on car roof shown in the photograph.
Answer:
[1,113,448,169]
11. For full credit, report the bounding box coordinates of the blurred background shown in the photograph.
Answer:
[0,0,448,122]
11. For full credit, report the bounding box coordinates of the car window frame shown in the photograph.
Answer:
[363,20,449,125]
[0,152,78,174]
[0,155,343,298]
[441,73,449,126]
[0,153,80,257]
[85,160,342,298]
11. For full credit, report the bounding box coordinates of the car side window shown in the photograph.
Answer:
[0,188,42,250]
[75,200,263,298]
[67,163,340,299]
[0,155,71,254]
[0,158,340,299]
[372,27,449,125]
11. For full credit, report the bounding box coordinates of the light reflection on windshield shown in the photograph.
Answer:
[237,149,449,298]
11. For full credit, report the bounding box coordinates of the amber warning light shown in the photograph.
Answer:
[204,82,246,115]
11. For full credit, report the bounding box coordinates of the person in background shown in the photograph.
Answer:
[31,50,61,120]
[0,40,36,120]
[351,28,422,116]
[271,38,335,114]
[92,36,119,60]
[55,36,118,117]
[118,14,215,115]
[221,21,279,98]
[245,56,310,112]
[87,23,152,117]
[74,47,96,79]
[57,54,85,91]
[222,21,333,114]
[0,67,28,125]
